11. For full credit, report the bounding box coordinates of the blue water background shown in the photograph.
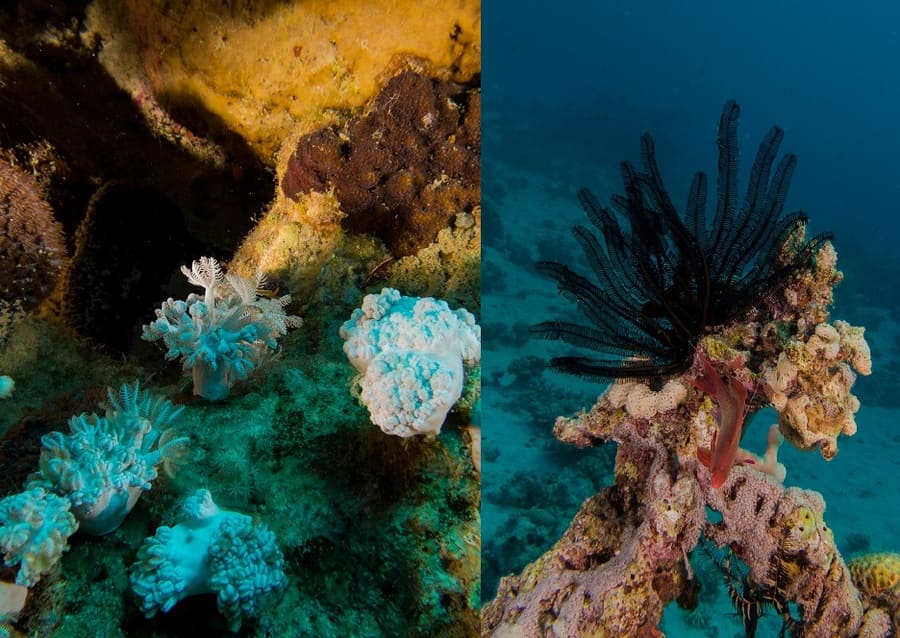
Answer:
[482,2,900,634]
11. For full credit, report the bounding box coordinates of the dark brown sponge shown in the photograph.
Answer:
[283,70,480,257]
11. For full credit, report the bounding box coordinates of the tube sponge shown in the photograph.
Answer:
[340,288,481,437]
[129,489,286,632]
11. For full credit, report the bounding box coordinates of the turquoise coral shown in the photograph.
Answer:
[142,256,302,400]
[0,487,77,586]
[129,489,286,632]
[28,382,189,535]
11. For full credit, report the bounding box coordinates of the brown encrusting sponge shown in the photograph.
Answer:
[282,70,480,257]
[0,160,66,311]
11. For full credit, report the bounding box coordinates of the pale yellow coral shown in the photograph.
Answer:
[849,552,900,612]
[386,220,480,311]
[607,379,687,421]
[761,315,870,459]
[836,320,872,375]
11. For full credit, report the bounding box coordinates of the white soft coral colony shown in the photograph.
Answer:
[142,257,302,400]
[340,288,481,437]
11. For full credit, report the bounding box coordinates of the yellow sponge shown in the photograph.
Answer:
[848,552,900,605]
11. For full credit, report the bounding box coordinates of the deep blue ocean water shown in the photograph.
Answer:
[482,2,900,635]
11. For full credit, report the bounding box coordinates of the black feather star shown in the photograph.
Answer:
[531,101,832,380]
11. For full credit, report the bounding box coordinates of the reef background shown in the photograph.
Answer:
[482,1,900,635]
[0,2,480,636]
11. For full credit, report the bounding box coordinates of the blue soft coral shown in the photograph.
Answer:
[129,489,286,631]
[142,257,302,400]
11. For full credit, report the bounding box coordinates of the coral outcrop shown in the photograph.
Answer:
[86,0,480,163]
[484,419,705,635]
[484,237,878,636]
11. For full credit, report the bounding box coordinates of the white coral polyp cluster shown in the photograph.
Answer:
[129,489,286,632]
[142,257,302,400]
[340,288,480,437]
[28,382,189,535]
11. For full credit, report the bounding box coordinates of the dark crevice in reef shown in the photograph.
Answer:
[0,4,274,353]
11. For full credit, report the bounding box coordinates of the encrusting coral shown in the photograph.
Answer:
[849,552,900,633]
[283,70,480,257]
[484,104,880,637]
[87,0,480,163]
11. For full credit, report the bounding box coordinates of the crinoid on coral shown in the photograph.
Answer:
[531,101,832,380]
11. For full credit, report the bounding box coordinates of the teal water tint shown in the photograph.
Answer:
[0,294,480,637]
[482,1,900,633]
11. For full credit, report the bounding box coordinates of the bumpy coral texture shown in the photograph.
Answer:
[340,287,480,437]
[283,70,480,257]
[484,240,877,637]
[705,468,875,636]
[849,552,900,631]
[88,0,480,162]
[0,487,77,586]
[0,159,66,311]
[142,257,302,400]
[761,315,871,459]
[129,489,286,632]
[28,382,188,535]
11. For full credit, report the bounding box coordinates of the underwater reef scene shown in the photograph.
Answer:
[0,2,479,637]
[481,2,900,636]
[483,101,887,636]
